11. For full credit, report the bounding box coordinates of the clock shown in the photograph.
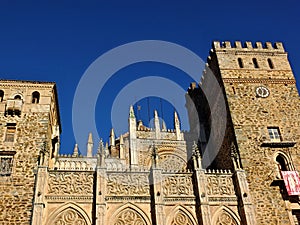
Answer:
[256,86,269,98]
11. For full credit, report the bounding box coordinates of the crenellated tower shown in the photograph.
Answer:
[203,41,300,224]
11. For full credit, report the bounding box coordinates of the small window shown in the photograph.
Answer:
[252,58,259,68]
[268,127,281,142]
[14,95,21,100]
[32,91,40,104]
[267,58,274,69]
[0,90,4,102]
[0,155,14,176]
[5,123,16,142]
[238,58,244,68]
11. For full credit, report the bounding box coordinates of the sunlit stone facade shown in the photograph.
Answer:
[0,41,299,224]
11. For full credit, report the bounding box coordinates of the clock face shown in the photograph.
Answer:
[256,86,269,98]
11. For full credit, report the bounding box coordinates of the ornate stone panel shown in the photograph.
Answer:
[160,155,186,172]
[163,174,193,196]
[206,174,235,196]
[107,173,150,196]
[114,208,147,225]
[170,210,193,225]
[48,172,94,195]
[215,211,238,225]
[52,207,88,225]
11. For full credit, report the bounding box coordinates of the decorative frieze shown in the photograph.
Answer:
[107,173,150,196]
[48,172,94,195]
[163,174,193,196]
[206,174,235,196]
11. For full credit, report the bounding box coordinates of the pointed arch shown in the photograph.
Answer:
[273,151,293,171]
[167,205,197,225]
[211,206,240,225]
[111,203,151,225]
[46,202,91,225]
[145,146,188,171]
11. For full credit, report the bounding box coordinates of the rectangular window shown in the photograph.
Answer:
[0,155,14,176]
[5,123,16,142]
[268,127,281,142]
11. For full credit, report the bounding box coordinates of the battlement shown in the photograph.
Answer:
[212,41,285,53]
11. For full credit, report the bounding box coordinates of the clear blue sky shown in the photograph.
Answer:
[0,1,299,154]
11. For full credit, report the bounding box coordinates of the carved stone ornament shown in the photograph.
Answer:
[48,172,93,195]
[215,211,238,225]
[107,173,150,196]
[114,208,146,225]
[171,211,193,225]
[206,175,235,196]
[159,155,186,172]
[163,175,193,196]
[52,207,88,225]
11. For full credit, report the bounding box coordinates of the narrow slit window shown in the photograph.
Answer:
[267,58,274,69]
[0,90,4,102]
[5,124,16,142]
[238,58,244,68]
[252,58,259,68]
[32,91,40,104]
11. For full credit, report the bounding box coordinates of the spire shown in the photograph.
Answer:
[73,143,79,157]
[97,139,105,166]
[105,142,109,157]
[128,105,137,167]
[129,105,135,118]
[87,132,93,157]
[161,120,167,131]
[109,128,115,146]
[174,111,181,140]
[154,110,160,139]
[119,135,125,159]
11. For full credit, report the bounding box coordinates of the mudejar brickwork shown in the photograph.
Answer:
[0,41,299,224]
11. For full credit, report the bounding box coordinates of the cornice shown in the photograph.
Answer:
[223,78,296,84]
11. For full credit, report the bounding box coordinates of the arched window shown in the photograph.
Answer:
[276,154,289,171]
[14,95,21,100]
[267,58,274,69]
[252,58,259,68]
[238,58,244,68]
[32,91,40,104]
[0,90,4,102]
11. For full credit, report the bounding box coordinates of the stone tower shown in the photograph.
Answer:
[0,80,60,224]
[204,41,300,224]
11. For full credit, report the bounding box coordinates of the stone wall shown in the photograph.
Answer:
[209,41,300,224]
[0,81,60,224]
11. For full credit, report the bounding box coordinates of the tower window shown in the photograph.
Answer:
[0,154,14,176]
[268,127,281,142]
[5,123,16,142]
[0,90,4,102]
[267,58,274,69]
[252,58,259,68]
[238,58,244,68]
[14,95,21,100]
[32,91,40,104]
